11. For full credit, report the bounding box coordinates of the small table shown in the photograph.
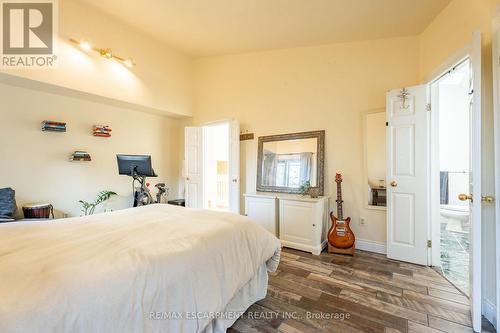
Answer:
[167,199,185,207]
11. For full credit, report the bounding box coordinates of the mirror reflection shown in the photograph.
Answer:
[365,112,387,206]
[257,131,325,195]
[261,138,318,188]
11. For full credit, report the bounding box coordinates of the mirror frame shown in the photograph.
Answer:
[256,130,325,195]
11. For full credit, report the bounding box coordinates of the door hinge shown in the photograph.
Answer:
[427,240,432,248]
[426,103,431,112]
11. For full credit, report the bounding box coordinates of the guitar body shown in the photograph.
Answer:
[327,173,356,250]
[328,213,355,249]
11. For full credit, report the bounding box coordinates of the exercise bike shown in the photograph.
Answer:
[133,174,169,207]
[116,154,169,207]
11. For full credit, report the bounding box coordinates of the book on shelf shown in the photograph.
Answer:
[70,157,91,161]
[42,120,66,126]
[42,127,66,132]
[93,125,112,131]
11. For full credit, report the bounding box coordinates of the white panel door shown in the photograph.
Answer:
[386,85,429,265]
[492,18,500,331]
[184,127,203,208]
[469,31,482,332]
[228,120,240,214]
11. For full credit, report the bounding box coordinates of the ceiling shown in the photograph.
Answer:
[79,0,450,57]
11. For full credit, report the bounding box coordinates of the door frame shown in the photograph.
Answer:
[492,13,500,330]
[427,32,482,332]
[428,55,470,266]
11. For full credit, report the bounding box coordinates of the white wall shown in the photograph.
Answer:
[0,82,181,218]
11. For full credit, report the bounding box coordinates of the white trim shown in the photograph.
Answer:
[482,298,497,330]
[364,205,387,211]
[492,11,500,332]
[280,240,326,256]
[470,31,482,333]
[424,45,470,84]
[356,238,387,255]
[428,80,441,267]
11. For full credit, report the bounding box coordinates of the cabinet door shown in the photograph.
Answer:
[245,197,277,236]
[279,200,313,245]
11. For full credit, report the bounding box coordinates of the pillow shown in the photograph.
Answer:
[0,188,17,221]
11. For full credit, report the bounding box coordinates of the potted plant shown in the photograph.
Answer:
[79,191,117,216]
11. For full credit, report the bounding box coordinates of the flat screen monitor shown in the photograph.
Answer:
[117,154,157,177]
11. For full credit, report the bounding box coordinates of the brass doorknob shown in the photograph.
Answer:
[482,196,495,203]
[390,181,397,187]
[458,194,473,202]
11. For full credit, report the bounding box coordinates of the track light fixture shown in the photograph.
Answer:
[69,38,136,68]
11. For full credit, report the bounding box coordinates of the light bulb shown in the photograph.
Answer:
[79,40,91,52]
[124,58,134,68]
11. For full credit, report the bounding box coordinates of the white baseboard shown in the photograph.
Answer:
[356,238,386,255]
[482,298,497,330]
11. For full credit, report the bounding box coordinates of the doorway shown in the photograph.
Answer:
[184,119,240,213]
[431,60,471,295]
[203,122,230,211]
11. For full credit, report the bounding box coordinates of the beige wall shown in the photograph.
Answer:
[192,36,421,243]
[0,82,181,218]
[419,0,499,319]
[0,0,193,117]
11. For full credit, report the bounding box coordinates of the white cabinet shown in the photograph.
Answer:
[244,193,329,255]
[279,196,328,255]
[244,193,278,236]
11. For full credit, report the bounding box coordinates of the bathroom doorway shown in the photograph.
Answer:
[430,59,471,295]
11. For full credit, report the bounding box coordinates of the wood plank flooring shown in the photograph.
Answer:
[229,247,476,333]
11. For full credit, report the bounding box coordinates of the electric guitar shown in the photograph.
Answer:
[327,173,355,249]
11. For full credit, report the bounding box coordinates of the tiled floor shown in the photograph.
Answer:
[440,215,470,295]
[230,247,474,333]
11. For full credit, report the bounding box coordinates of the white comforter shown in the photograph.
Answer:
[0,204,281,333]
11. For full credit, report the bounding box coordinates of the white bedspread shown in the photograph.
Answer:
[0,204,281,333]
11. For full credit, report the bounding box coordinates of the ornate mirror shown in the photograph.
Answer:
[256,130,325,195]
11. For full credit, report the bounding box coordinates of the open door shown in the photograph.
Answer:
[493,14,500,332]
[228,120,240,214]
[468,31,482,333]
[185,126,203,208]
[185,120,240,213]
[386,84,429,266]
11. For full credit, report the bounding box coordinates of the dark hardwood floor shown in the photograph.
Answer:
[229,247,478,333]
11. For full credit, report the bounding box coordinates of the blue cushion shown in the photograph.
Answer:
[0,188,17,221]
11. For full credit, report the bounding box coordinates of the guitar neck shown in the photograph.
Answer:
[336,182,343,220]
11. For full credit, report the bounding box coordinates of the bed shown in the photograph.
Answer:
[0,204,281,333]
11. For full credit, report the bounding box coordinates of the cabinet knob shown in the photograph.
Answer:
[312,224,316,227]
